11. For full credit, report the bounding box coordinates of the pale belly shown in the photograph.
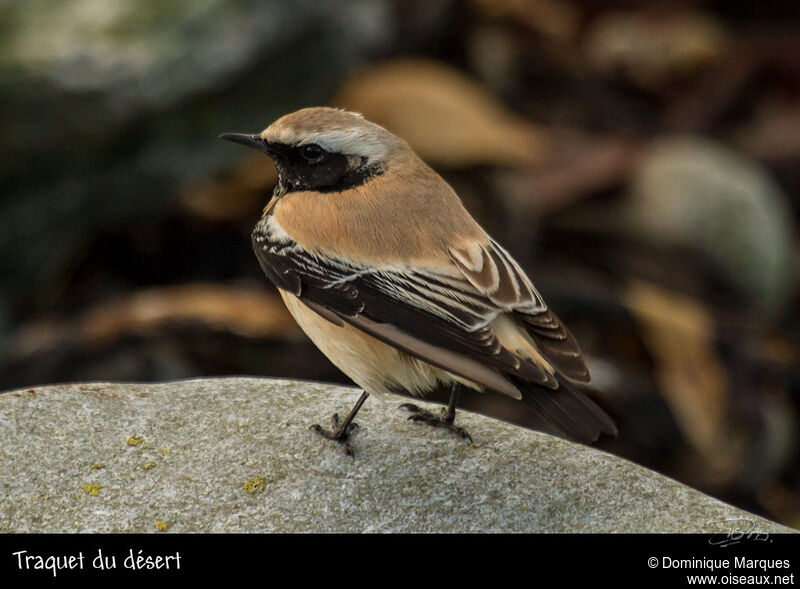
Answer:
[279,290,452,397]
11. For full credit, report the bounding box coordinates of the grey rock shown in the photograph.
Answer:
[0,377,793,533]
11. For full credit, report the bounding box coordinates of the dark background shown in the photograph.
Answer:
[1,0,799,529]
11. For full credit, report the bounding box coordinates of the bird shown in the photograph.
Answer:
[220,107,617,454]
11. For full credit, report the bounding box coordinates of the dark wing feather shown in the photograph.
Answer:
[514,309,591,384]
[253,229,615,442]
[450,238,591,384]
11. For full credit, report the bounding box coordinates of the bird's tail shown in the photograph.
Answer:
[395,374,618,445]
[509,374,618,444]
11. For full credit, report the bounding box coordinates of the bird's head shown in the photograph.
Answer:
[220,107,402,195]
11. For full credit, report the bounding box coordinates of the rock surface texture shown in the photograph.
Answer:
[0,378,793,533]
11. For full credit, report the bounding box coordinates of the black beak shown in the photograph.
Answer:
[219,132,274,155]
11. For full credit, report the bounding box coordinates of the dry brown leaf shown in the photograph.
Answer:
[733,100,800,163]
[494,131,639,215]
[624,280,740,482]
[585,12,730,90]
[470,0,582,42]
[333,58,549,168]
[9,284,296,358]
[181,153,276,221]
[80,283,295,345]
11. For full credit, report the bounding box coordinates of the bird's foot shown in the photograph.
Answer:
[309,412,359,457]
[399,403,473,443]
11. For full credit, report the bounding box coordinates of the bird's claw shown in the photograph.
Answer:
[399,403,473,443]
[309,417,359,457]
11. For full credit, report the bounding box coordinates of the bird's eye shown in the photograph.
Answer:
[300,144,326,162]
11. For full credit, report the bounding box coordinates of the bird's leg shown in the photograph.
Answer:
[400,384,472,442]
[310,391,369,456]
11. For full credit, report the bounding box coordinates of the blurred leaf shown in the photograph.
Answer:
[661,38,761,132]
[494,130,639,215]
[624,280,741,483]
[734,99,800,163]
[333,58,549,168]
[9,283,296,358]
[584,11,730,90]
[181,153,276,221]
[81,284,295,344]
[470,0,582,42]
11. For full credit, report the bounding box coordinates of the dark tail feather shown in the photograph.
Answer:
[393,379,617,445]
[510,374,618,444]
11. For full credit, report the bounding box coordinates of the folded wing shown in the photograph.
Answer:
[253,231,616,442]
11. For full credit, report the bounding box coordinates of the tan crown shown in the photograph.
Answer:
[260,107,402,162]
